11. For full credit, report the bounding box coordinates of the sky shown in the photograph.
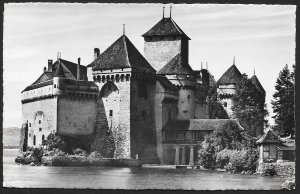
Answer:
[3,3,296,128]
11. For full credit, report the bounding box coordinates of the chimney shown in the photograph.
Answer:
[77,58,81,80]
[94,48,100,60]
[48,59,53,72]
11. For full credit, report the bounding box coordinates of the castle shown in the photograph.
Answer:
[20,11,265,165]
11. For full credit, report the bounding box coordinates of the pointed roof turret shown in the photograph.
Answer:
[54,63,66,78]
[90,35,155,72]
[157,54,194,75]
[217,64,243,85]
[142,17,191,40]
[251,74,265,94]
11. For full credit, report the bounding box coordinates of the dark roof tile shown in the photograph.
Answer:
[256,130,282,144]
[251,75,265,94]
[163,119,244,131]
[217,64,243,85]
[142,17,190,40]
[90,35,155,72]
[157,54,194,75]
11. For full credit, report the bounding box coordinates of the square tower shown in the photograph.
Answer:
[142,17,190,72]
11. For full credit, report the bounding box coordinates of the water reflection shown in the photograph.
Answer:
[3,149,286,190]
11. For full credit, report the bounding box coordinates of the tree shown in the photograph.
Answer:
[271,64,295,138]
[231,74,268,137]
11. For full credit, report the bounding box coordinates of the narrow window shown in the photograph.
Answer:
[54,84,57,88]
[39,120,41,124]
[42,135,45,141]
[109,110,113,117]
[224,102,227,107]
[29,123,31,127]
[39,128,42,132]
[33,135,36,146]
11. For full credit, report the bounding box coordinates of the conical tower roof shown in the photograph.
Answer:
[218,64,242,85]
[142,17,190,40]
[251,75,265,94]
[90,35,155,72]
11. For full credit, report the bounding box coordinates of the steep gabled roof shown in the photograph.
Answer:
[52,59,87,80]
[31,72,54,85]
[54,63,66,77]
[163,119,244,131]
[256,130,283,144]
[251,75,265,94]
[218,64,243,85]
[157,54,194,75]
[22,58,87,92]
[91,35,155,72]
[142,17,191,40]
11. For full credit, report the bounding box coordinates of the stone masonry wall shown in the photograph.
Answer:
[22,97,57,147]
[57,97,96,136]
[92,79,131,159]
[130,78,158,163]
[257,162,295,176]
[177,89,195,120]
[144,39,181,71]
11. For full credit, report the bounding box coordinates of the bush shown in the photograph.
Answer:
[216,149,238,169]
[229,150,247,172]
[44,133,67,152]
[32,147,44,164]
[262,165,277,176]
[73,148,87,156]
[243,148,259,171]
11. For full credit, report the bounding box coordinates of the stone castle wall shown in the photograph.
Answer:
[57,97,96,136]
[22,97,58,147]
[130,78,158,163]
[92,78,131,159]
[177,89,195,120]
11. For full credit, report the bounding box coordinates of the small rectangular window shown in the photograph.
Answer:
[54,84,57,88]
[224,102,227,107]
[29,123,31,127]
[39,120,41,124]
[109,110,113,116]
[39,128,42,132]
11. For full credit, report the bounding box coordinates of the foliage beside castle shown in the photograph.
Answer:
[20,12,265,165]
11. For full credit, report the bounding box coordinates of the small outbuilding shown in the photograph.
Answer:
[256,130,295,163]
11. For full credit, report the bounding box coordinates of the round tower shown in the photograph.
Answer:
[53,63,66,96]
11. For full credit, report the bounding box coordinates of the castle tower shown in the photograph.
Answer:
[142,12,190,72]
[217,59,243,118]
[157,54,196,120]
[88,34,158,162]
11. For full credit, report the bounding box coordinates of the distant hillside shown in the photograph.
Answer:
[3,127,21,148]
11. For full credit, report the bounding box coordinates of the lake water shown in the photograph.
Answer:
[3,149,286,190]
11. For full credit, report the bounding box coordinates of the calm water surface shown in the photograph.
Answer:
[3,149,286,190]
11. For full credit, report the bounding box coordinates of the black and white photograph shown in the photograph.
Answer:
[2,2,297,190]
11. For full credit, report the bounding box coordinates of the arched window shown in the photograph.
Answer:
[42,135,45,141]
[125,74,130,81]
[33,135,36,146]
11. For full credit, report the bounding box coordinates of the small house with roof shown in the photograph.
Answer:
[256,130,295,163]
